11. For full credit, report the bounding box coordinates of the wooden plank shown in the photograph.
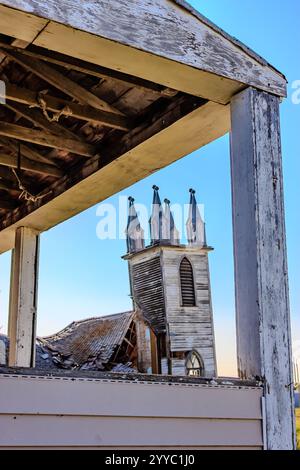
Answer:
[10,0,285,98]
[0,177,20,192]
[0,41,177,98]
[4,49,125,115]
[0,152,62,177]
[4,101,81,140]
[2,84,132,130]
[0,137,59,167]
[0,199,18,210]
[0,4,47,42]
[230,87,296,450]
[0,122,95,157]
[0,100,230,251]
[0,165,36,188]
[8,227,39,367]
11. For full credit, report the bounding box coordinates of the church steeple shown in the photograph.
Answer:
[124,186,216,378]
[186,189,206,247]
[126,197,145,253]
[149,185,164,245]
[163,199,180,245]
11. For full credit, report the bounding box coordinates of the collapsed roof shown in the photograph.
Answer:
[0,311,137,372]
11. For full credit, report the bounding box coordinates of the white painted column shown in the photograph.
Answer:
[230,87,295,449]
[8,227,39,367]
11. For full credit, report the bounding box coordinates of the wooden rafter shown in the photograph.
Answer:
[0,137,59,167]
[0,177,21,192]
[0,42,178,98]
[0,199,18,210]
[0,165,39,194]
[4,100,81,141]
[0,152,63,177]
[2,84,132,131]
[3,49,125,115]
[0,122,96,157]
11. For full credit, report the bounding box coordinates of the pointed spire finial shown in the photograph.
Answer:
[126,196,144,253]
[163,198,180,245]
[186,189,206,247]
[149,185,163,245]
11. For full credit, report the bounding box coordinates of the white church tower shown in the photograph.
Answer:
[124,187,217,377]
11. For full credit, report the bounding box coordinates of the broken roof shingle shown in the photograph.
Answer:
[38,311,135,369]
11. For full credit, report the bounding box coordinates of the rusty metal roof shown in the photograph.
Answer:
[38,311,135,370]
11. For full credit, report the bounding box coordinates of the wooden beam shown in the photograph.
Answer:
[0,2,287,104]
[2,84,132,130]
[0,177,20,192]
[0,122,96,157]
[230,87,295,449]
[8,227,39,367]
[4,49,125,115]
[0,165,37,188]
[0,152,63,177]
[4,100,81,141]
[0,41,178,98]
[0,199,18,210]
[10,0,285,98]
[0,137,60,167]
[0,99,230,252]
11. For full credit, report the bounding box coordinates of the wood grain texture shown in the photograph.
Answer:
[131,255,166,334]
[2,84,131,130]
[162,249,217,377]
[0,0,286,98]
[4,49,124,116]
[0,122,95,157]
[0,100,230,253]
[230,87,295,450]
[0,3,47,42]
[8,227,39,367]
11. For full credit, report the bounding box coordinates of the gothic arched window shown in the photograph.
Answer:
[186,351,204,377]
[180,257,196,306]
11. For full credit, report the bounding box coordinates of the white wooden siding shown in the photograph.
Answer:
[162,249,216,376]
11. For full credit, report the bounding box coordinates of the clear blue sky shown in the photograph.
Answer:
[0,0,299,375]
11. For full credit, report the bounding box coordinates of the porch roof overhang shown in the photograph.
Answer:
[0,0,287,253]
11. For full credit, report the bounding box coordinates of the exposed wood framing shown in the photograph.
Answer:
[0,99,230,252]
[0,1,286,101]
[0,122,95,157]
[4,101,81,141]
[0,199,18,210]
[0,41,177,98]
[0,177,20,193]
[0,152,62,177]
[2,84,132,131]
[8,227,39,367]
[230,87,295,450]
[0,137,59,167]
[3,49,124,115]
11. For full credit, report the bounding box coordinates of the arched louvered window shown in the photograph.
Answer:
[180,257,196,306]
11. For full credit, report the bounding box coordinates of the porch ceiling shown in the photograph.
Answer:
[0,0,286,253]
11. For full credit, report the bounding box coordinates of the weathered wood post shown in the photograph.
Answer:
[8,227,39,367]
[230,87,296,449]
